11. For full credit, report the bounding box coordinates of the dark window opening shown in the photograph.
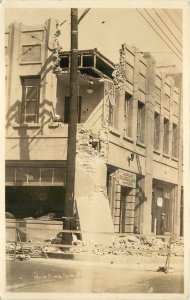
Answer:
[83,55,94,67]
[60,56,70,68]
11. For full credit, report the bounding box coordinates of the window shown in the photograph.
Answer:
[124,92,133,137]
[172,123,178,158]
[21,77,40,123]
[64,96,82,124]
[163,118,169,155]
[154,112,160,150]
[137,101,145,144]
[21,45,41,62]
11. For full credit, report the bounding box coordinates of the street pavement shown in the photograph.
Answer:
[6,257,184,294]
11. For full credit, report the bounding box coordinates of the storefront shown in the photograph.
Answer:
[5,161,66,218]
[151,180,177,235]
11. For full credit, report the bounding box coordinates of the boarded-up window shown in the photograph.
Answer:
[21,77,40,123]
[154,112,160,150]
[137,101,145,144]
[163,118,169,155]
[21,45,41,62]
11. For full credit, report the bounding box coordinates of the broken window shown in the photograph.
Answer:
[20,76,40,123]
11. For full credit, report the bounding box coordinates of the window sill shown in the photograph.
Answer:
[136,141,146,149]
[123,135,133,143]
[109,127,120,137]
[163,153,170,159]
[20,61,42,66]
[13,123,41,129]
[172,156,179,162]
[153,149,161,155]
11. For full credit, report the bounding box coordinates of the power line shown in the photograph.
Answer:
[163,9,182,33]
[153,9,182,47]
[136,9,182,62]
[144,9,182,56]
[78,8,91,24]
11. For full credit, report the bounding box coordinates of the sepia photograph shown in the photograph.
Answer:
[1,0,189,299]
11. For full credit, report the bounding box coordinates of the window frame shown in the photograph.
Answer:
[154,112,160,151]
[163,117,170,155]
[172,123,178,158]
[20,76,40,124]
[124,92,133,137]
[137,101,145,144]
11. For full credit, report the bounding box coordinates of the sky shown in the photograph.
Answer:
[4,7,183,73]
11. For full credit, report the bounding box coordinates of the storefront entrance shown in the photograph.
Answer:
[108,169,136,233]
[151,183,175,235]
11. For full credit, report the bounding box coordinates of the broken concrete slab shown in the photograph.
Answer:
[76,192,115,244]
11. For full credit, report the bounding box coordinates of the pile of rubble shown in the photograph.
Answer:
[6,235,184,259]
[67,235,184,257]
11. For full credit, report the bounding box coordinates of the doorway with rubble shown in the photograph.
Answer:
[107,168,136,233]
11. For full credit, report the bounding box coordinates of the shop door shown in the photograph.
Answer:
[153,186,171,235]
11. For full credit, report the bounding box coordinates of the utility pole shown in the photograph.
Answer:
[63,8,78,245]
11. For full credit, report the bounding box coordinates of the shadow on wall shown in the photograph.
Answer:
[6,53,56,160]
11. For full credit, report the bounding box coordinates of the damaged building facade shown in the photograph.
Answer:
[5,18,183,238]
